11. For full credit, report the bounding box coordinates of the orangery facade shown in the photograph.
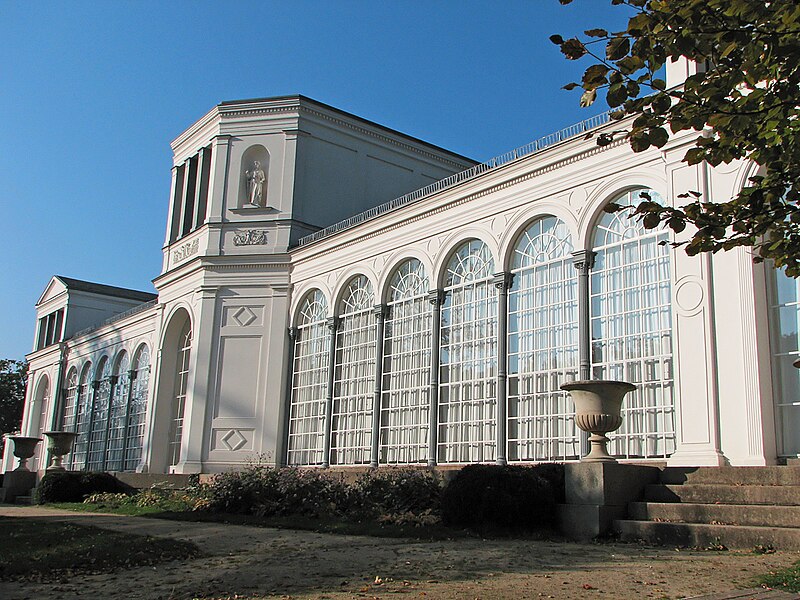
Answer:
[5,61,799,475]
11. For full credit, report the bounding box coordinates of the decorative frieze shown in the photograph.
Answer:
[233,230,269,246]
[172,239,199,263]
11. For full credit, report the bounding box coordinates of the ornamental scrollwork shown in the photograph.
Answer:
[233,230,269,246]
[173,239,199,263]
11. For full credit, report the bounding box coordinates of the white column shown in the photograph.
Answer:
[207,135,231,223]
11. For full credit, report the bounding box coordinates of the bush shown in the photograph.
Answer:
[36,472,129,504]
[441,464,565,531]
[350,468,442,519]
[203,466,350,518]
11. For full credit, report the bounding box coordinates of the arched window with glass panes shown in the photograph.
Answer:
[380,259,431,464]
[125,345,150,471]
[508,216,579,462]
[70,362,92,469]
[106,351,129,471]
[439,239,498,463]
[330,275,376,465]
[169,322,192,468]
[287,289,329,466]
[61,367,79,437]
[590,189,675,459]
[87,357,111,471]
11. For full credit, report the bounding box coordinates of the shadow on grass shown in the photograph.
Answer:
[46,501,564,542]
[0,515,201,582]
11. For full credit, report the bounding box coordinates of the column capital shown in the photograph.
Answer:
[373,304,390,321]
[427,289,446,306]
[492,272,514,291]
[287,327,300,341]
[571,250,596,273]
[326,317,340,332]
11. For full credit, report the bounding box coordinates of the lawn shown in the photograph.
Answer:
[0,515,201,581]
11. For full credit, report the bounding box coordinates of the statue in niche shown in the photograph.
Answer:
[245,161,266,207]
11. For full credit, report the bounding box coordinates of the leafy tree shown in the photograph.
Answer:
[552,0,800,275]
[0,360,28,454]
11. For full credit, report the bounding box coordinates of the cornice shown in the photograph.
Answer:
[218,100,472,170]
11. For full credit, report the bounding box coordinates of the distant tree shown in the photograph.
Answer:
[0,360,28,454]
[552,0,800,275]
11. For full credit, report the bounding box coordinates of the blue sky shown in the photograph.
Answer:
[0,0,628,360]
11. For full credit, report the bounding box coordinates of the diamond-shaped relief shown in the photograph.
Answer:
[220,429,247,451]
[232,306,257,327]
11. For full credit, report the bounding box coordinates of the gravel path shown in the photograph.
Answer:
[1,505,798,600]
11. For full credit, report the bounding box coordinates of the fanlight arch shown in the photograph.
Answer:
[287,289,330,466]
[380,258,431,464]
[590,188,675,458]
[31,374,50,470]
[507,216,580,461]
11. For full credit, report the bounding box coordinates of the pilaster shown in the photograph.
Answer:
[492,272,514,465]
[370,304,389,467]
[426,289,446,466]
[175,288,217,474]
[322,316,339,468]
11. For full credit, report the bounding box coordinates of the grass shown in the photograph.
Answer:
[755,560,800,593]
[0,516,201,582]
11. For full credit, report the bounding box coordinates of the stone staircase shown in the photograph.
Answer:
[615,466,800,549]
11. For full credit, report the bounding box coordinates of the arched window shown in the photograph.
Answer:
[439,239,497,463]
[61,368,79,434]
[125,345,150,471]
[508,216,579,461]
[380,259,431,464]
[590,189,675,458]
[169,322,192,467]
[767,267,800,457]
[105,351,129,471]
[87,357,111,471]
[330,275,376,465]
[288,289,329,466]
[70,362,92,469]
[32,376,50,470]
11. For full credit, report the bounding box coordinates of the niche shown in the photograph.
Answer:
[239,145,270,208]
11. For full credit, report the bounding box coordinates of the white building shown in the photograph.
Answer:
[6,63,799,476]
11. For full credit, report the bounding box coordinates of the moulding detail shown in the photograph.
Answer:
[172,239,199,263]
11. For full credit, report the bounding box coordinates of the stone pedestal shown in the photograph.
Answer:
[557,462,660,540]
[0,470,37,504]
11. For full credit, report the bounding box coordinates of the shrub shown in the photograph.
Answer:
[350,468,442,519]
[36,472,129,504]
[440,464,565,531]
[203,466,350,518]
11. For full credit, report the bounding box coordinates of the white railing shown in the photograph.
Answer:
[297,110,612,247]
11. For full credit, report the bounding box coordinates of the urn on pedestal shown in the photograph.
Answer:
[560,380,636,463]
[6,435,42,471]
[42,431,78,471]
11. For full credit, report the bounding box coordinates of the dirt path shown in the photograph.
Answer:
[1,505,798,600]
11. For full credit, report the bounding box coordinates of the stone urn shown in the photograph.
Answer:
[793,358,800,369]
[560,380,636,463]
[42,431,78,471]
[6,435,42,471]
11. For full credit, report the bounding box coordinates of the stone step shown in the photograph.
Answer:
[14,495,33,505]
[644,484,800,506]
[616,519,800,550]
[661,466,800,486]
[629,502,800,529]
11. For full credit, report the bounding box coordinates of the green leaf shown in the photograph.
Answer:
[549,34,564,45]
[584,28,608,37]
[606,36,631,61]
